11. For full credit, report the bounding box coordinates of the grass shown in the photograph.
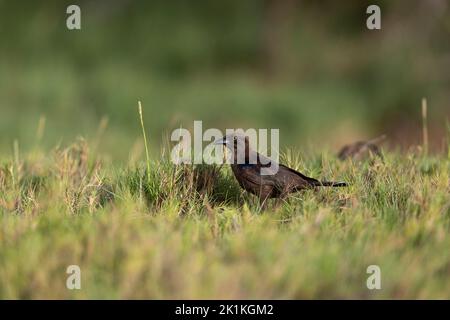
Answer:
[1,1,449,300]
[0,136,449,299]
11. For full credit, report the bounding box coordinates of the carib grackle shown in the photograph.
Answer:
[215,134,347,205]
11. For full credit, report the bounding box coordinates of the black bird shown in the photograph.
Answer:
[215,134,347,205]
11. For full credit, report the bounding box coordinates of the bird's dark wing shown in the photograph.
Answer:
[276,164,347,188]
[251,153,318,191]
[231,164,276,198]
[277,164,320,186]
[235,164,276,186]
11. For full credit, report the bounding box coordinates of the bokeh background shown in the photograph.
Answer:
[1,0,449,161]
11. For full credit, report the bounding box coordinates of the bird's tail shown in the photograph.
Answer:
[311,180,348,187]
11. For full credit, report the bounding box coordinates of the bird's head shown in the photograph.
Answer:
[214,134,253,164]
[214,134,249,151]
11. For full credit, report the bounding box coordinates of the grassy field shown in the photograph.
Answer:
[0,1,449,300]
[0,135,449,299]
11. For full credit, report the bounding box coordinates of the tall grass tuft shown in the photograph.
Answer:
[422,97,429,156]
[138,101,151,182]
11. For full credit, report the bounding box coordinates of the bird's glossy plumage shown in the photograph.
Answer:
[216,134,347,203]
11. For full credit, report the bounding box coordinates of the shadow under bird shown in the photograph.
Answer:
[215,134,347,205]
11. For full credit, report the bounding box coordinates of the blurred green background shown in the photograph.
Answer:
[0,0,449,161]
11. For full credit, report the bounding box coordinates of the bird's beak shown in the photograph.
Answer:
[214,137,227,145]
